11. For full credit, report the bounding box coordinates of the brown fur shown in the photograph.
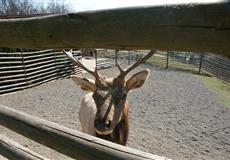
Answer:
[96,103,129,145]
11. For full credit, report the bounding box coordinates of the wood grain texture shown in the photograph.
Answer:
[0,135,49,160]
[0,3,229,57]
[0,104,171,160]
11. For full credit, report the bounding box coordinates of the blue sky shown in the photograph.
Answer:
[65,0,221,12]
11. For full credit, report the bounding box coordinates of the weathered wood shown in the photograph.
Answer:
[0,134,49,160]
[0,3,229,57]
[0,104,171,160]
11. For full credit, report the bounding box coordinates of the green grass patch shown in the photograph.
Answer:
[147,54,199,74]
[147,55,167,68]
[198,75,230,107]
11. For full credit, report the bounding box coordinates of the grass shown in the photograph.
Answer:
[147,53,200,74]
[197,75,230,107]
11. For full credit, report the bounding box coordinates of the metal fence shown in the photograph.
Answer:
[0,50,81,95]
[148,51,230,82]
[96,49,141,69]
[96,49,230,83]
[1,49,228,96]
[202,54,230,82]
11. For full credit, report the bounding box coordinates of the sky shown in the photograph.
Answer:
[65,0,222,12]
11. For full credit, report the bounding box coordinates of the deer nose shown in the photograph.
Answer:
[95,119,112,130]
[105,120,112,128]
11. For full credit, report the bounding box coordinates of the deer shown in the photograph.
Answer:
[63,50,154,145]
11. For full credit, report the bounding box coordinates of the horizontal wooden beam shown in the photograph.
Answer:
[0,105,171,160]
[0,3,229,57]
[0,134,49,160]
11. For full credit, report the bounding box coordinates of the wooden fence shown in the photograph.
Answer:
[0,134,49,160]
[0,2,229,160]
[0,3,229,58]
[0,104,171,160]
[0,50,81,95]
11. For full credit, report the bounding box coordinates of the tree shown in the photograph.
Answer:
[0,0,73,52]
[0,0,72,16]
[45,0,71,14]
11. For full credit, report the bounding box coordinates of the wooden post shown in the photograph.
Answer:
[0,105,171,160]
[0,135,49,160]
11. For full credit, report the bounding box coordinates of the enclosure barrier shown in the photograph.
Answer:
[0,2,229,159]
[0,50,81,95]
[0,135,49,160]
[96,50,230,82]
[0,2,229,58]
[144,51,230,82]
[96,49,136,69]
[202,54,230,82]
[0,104,171,160]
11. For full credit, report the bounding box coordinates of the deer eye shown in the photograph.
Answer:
[115,91,126,99]
[93,90,109,102]
[119,93,127,99]
[94,94,103,101]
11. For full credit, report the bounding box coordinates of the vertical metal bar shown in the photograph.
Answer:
[54,51,59,79]
[80,49,83,76]
[128,50,131,64]
[21,49,29,88]
[115,49,118,65]
[94,49,98,69]
[166,51,169,69]
[199,53,203,74]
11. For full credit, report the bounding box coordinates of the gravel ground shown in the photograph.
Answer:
[0,65,230,160]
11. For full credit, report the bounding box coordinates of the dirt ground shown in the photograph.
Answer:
[0,66,230,160]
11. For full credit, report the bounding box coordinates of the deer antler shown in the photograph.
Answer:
[117,50,155,79]
[63,50,100,78]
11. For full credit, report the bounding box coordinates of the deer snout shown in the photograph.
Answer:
[95,119,112,135]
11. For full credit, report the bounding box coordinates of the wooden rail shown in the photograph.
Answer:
[0,135,49,160]
[0,104,171,160]
[0,2,229,58]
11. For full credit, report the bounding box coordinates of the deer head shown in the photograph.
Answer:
[63,50,154,135]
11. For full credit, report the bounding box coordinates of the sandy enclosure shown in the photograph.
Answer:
[0,66,230,160]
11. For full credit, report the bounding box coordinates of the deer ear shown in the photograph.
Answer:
[126,69,150,91]
[71,76,96,91]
